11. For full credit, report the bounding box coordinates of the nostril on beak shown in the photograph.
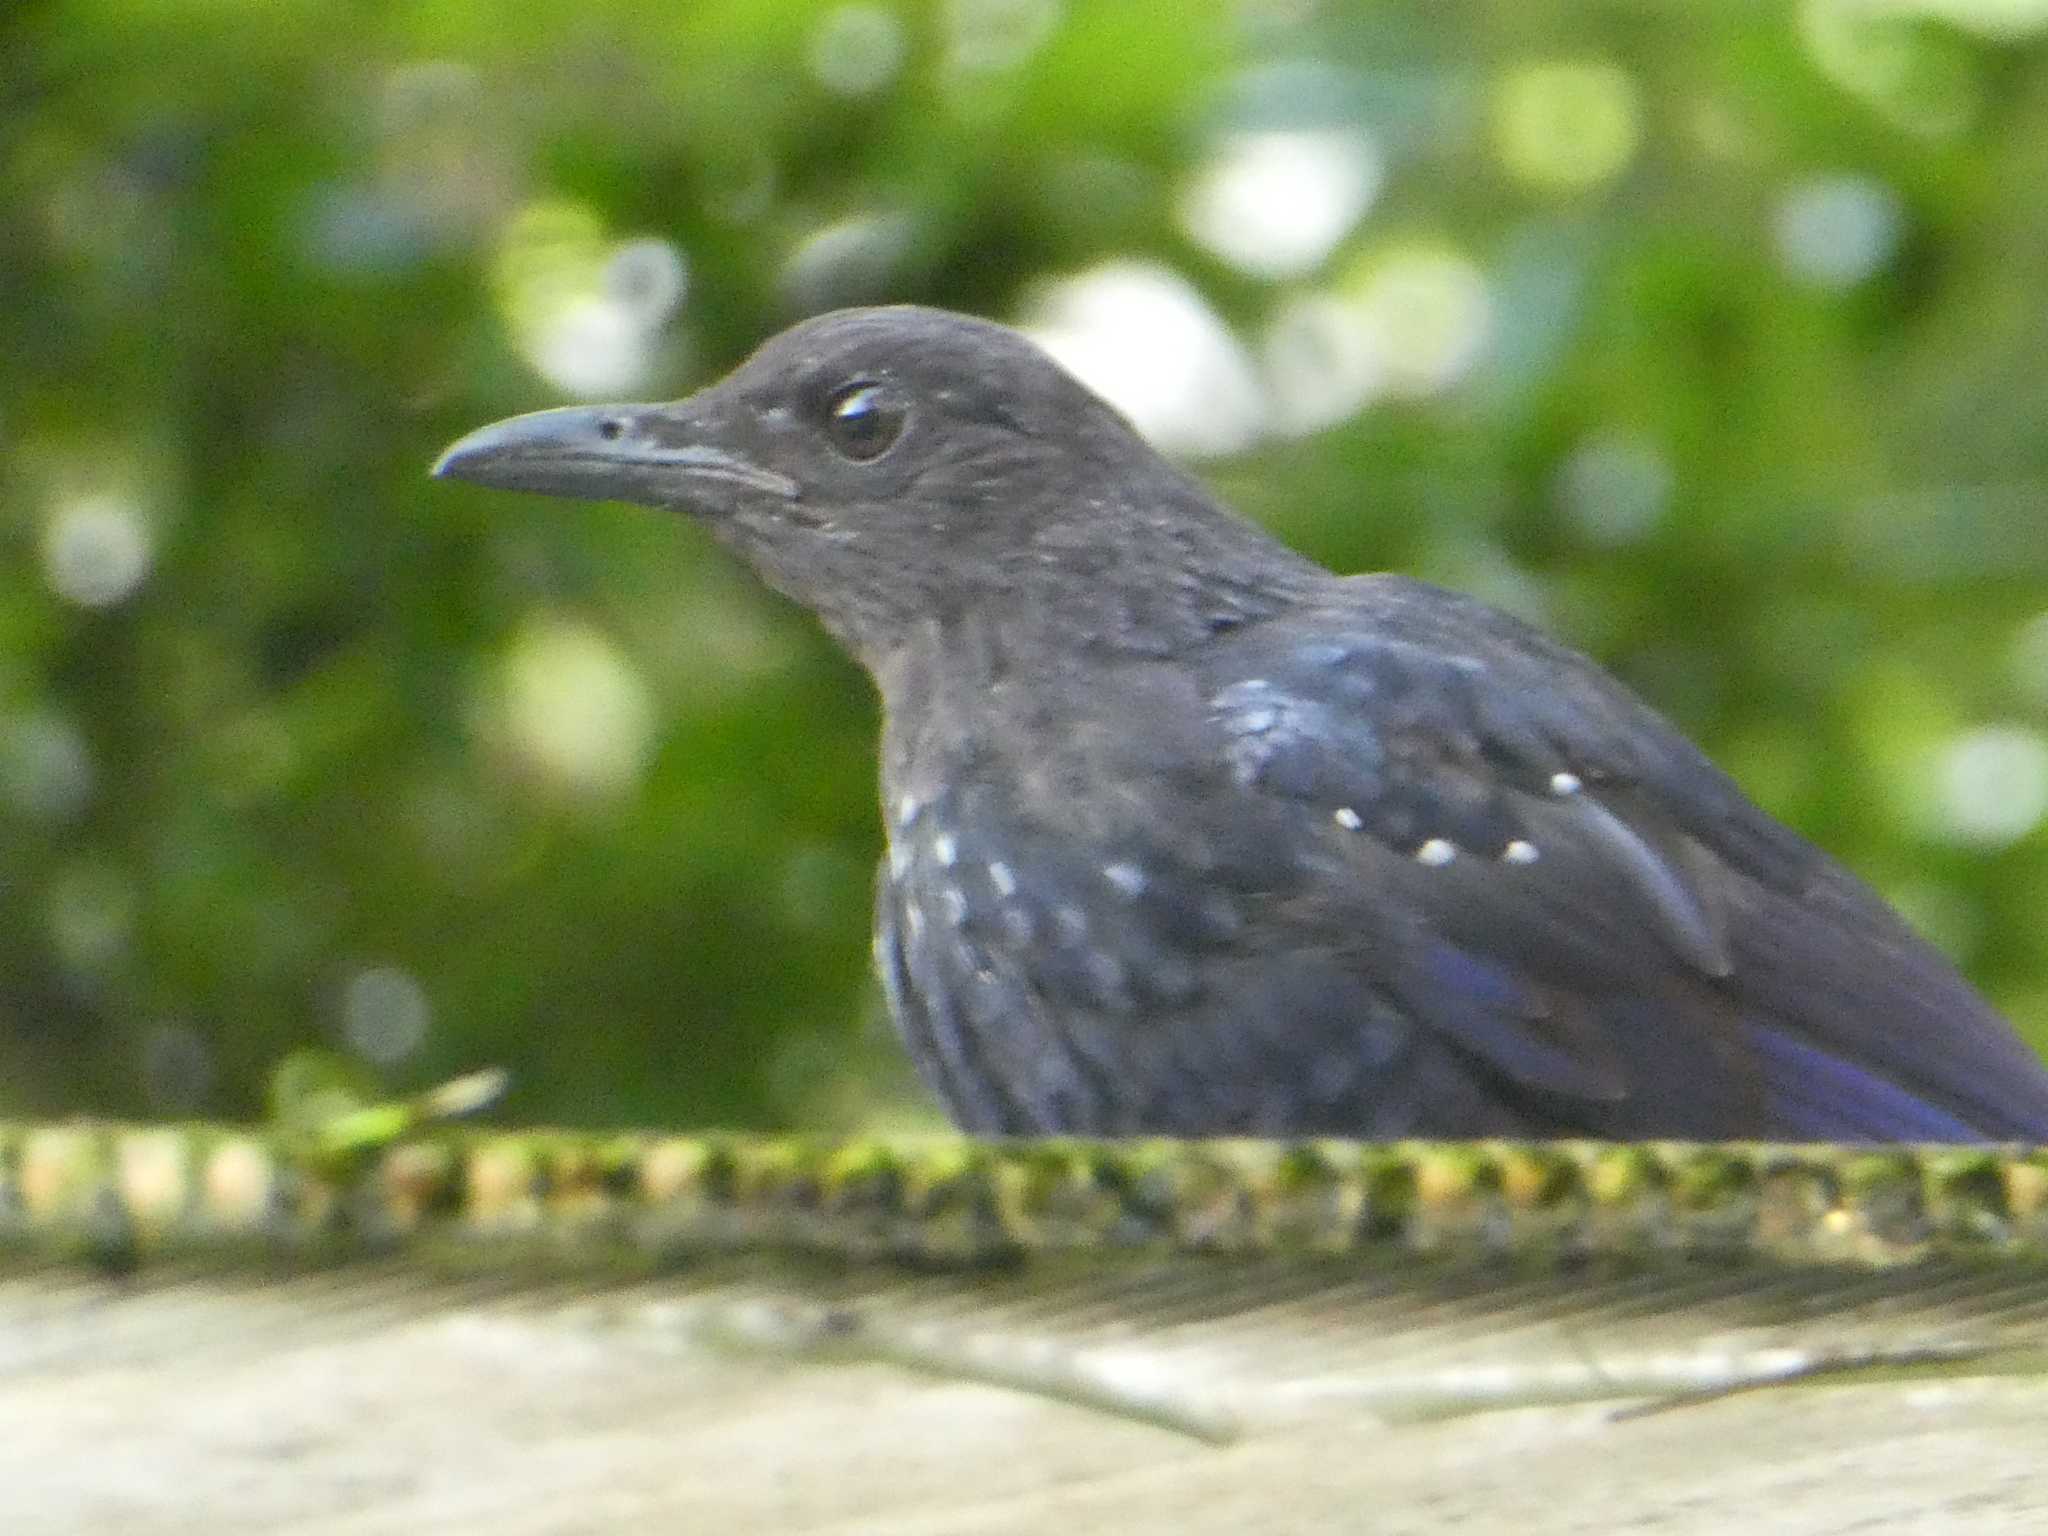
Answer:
[597,417,625,442]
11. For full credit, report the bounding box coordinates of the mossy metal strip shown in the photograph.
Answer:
[5,1125,2048,1272]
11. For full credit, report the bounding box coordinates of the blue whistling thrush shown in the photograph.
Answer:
[435,306,2048,1141]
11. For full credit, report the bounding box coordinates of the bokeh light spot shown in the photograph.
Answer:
[526,297,657,398]
[1493,60,1642,191]
[780,211,917,313]
[494,203,684,397]
[1774,174,1904,289]
[1799,0,1982,139]
[1,711,94,822]
[1023,262,1265,457]
[297,183,429,279]
[341,964,433,1066]
[944,0,1061,74]
[1180,129,1382,281]
[1349,244,1493,397]
[603,238,689,327]
[1554,429,1674,547]
[48,860,135,975]
[1931,724,2048,847]
[42,494,153,608]
[1260,292,1386,437]
[1911,0,2048,40]
[811,4,910,96]
[493,617,657,797]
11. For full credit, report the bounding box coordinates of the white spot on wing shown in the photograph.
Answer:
[1502,838,1540,865]
[1550,771,1582,796]
[1333,806,1363,831]
[988,861,1018,898]
[1415,837,1457,866]
[1103,861,1147,897]
[933,831,958,867]
[895,791,921,828]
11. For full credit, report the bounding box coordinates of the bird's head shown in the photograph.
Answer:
[434,305,1307,667]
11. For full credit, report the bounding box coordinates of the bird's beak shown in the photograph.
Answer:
[432,404,800,504]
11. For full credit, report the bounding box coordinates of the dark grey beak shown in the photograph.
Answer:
[432,404,800,503]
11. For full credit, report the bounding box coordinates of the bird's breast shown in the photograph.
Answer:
[879,769,1245,1022]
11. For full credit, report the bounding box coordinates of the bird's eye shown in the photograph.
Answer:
[824,382,907,462]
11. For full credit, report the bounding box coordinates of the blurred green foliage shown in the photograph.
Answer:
[3,0,2047,1129]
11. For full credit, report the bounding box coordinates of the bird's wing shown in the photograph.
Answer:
[1202,578,2048,1139]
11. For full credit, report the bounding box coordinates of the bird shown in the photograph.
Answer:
[434,304,2048,1142]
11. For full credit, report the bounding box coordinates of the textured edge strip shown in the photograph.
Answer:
[5,1125,2048,1272]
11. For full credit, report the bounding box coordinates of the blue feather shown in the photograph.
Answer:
[1746,1024,1985,1141]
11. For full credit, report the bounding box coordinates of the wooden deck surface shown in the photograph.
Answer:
[9,1252,2047,1534]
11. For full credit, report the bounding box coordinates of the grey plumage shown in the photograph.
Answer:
[435,305,2048,1141]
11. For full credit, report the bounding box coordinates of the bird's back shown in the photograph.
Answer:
[874,576,2048,1141]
